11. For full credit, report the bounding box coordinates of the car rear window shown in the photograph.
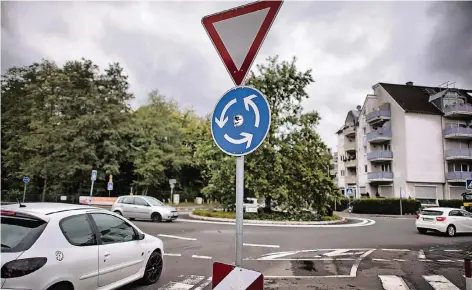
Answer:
[1,214,47,253]
[421,210,443,216]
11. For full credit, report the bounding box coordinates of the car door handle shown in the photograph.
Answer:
[104,253,110,257]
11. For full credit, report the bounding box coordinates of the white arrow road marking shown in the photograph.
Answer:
[215,98,237,128]
[243,94,260,128]
[224,132,253,148]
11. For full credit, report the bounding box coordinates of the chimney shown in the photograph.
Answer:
[406,81,414,86]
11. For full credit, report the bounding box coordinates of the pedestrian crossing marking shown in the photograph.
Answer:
[379,275,410,290]
[422,275,460,290]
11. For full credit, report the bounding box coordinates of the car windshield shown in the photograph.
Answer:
[1,214,47,253]
[421,210,443,216]
[144,197,164,206]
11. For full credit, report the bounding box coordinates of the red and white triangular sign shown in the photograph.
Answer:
[202,0,283,86]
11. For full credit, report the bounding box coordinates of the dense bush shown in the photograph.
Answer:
[335,198,351,211]
[438,199,463,209]
[351,198,421,215]
[192,209,341,221]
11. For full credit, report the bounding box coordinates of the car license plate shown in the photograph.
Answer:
[423,217,433,221]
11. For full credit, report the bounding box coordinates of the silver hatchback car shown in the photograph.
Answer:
[111,195,178,222]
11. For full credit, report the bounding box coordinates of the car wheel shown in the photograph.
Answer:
[140,251,163,285]
[47,282,73,290]
[151,212,162,222]
[446,225,456,237]
[114,210,122,216]
[417,228,428,234]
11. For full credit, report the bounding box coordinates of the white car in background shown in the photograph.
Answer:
[415,207,472,237]
[1,203,164,290]
[111,195,178,222]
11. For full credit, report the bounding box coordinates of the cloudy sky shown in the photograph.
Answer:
[2,1,471,150]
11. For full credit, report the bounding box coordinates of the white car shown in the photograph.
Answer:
[415,207,472,237]
[111,195,178,222]
[1,203,164,290]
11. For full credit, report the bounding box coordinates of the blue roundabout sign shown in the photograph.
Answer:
[211,86,271,156]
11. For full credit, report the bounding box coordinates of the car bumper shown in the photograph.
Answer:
[416,220,447,232]
[163,213,179,220]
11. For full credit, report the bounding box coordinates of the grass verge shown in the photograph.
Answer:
[192,209,341,222]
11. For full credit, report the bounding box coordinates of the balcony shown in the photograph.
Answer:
[368,172,393,183]
[444,149,472,160]
[443,104,472,118]
[344,126,356,138]
[345,176,356,184]
[367,150,393,162]
[446,171,472,182]
[367,128,392,144]
[444,127,472,139]
[366,109,391,126]
[345,142,356,152]
[345,159,357,168]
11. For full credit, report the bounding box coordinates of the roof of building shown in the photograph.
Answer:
[377,82,472,115]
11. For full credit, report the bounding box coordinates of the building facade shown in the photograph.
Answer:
[336,81,472,204]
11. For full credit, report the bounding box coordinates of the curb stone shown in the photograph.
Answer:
[188,213,347,225]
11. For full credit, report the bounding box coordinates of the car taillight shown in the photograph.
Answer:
[0,210,16,216]
[436,217,446,222]
[1,258,47,278]
[416,214,420,219]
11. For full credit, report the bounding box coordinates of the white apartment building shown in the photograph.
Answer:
[336,81,472,204]
[330,152,338,185]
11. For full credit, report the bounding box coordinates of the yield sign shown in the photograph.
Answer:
[202,0,283,86]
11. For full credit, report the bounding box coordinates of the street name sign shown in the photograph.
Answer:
[212,86,271,156]
[202,0,283,86]
[467,179,472,191]
[212,262,263,290]
[23,176,30,184]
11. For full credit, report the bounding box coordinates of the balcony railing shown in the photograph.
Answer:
[344,126,356,137]
[366,110,391,124]
[446,171,472,181]
[443,127,472,139]
[345,142,356,152]
[444,149,472,160]
[367,150,393,161]
[367,128,392,143]
[443,104,472,117]
[345,159,357,168]
[368,172,393,181]
[345,176,356,184]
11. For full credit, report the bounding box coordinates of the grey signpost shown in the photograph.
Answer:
[90,170,97,206]
[169,179,176,204]
[201,0,282,267]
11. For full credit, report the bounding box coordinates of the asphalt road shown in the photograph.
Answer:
[121,213,471,290]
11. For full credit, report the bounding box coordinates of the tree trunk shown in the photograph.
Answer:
[41,177,48,202]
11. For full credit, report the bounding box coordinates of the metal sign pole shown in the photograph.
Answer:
[235,156,244,267]
[399,187,403,215]
[23,183,27,202]
[89,180,94,206]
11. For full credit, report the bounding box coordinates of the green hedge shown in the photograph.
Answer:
[335,198,351,211]
[438,199,463,209]
[351,198,421,215]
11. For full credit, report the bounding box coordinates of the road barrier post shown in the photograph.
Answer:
[466,258,472,290]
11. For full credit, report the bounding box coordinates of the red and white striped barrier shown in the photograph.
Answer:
[212,262,263,290]
[466,258,472,290]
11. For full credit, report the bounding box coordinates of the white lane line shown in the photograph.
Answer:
[324,249,350,257]
[350,249,376,277]
[418,250,426,259]
[265,275,352,279]
[437,259,454,263]
[443,249,461,252]
[423,275,460,290]
[257,251,300,260]
[243,243,280,248]
[381,249,410,252]
[157,234,197,241]
[192,255,212,260]
[164,253,182,257]
[394,259,406,262]
[251,258,356,261]
[372,258,390,262]
[194,277,212,290]
[419,259,433,262]
[379,275,410,290]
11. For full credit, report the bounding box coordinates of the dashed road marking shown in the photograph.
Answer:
[372,258,390,262]
[443,249,461,252]
[437,259,455,263]
[157,234,197,241]
[192,255,212,260]
[243,243,280,248]
[379,275,410,290]
[381,249,410,252]
[418,250,426,259]
[164,253,182,257]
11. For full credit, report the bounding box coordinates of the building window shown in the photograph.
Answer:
[341,170,345,176]
[365,165,368,172]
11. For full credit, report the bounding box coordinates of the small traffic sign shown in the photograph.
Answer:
[107,182,113,191]
[23,176,30,184]
[466,179,472,190]
[346,188,354,196]
[211,86,271,156]
[91,170,97,181]
[212,262,263,290]
[202,0,283,86]
[169,179,177,185]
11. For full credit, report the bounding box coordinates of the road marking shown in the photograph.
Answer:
[394,259,406,262]
[243,243,280,248]
[194,277,212,290]
[437,259,454,263]
[350,249,376,277]
[192,255,212,260]
[265,275,352,279]
[159,282,194,290]
[257,251,300,260]
[157,234,197,241]
[379,275,410,290]
[372,258,390,262]
[423,275,460,290]
[179,275,206,286]
[252,258,356,261]
[418,250,426,259]
[381,249,410,252]
[444,249,461,252]
[164,253,182,257]
[324,249,350,257]
[419,259,433,262]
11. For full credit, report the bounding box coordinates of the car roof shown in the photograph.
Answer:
[1,202,102,215]
[422,207,458,212]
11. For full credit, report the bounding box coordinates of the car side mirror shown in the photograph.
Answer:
[135,233,145,240]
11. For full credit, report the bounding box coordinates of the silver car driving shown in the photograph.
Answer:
[111,195,178,222]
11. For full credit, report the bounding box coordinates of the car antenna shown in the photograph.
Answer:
[16,198,26,208]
